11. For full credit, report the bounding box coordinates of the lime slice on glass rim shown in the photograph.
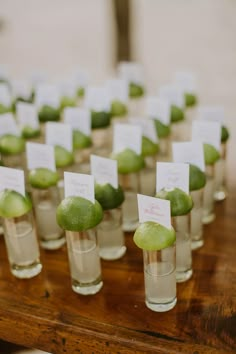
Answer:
[95,183,125,210]
[189,164,206,191]
[153,119,171,138]
[170,105,185,123]
[142,136,159,157]
[56,196,103,231]
[221,125,230,143]
[60,96,77,110]
[29,168,59,189]
[77,87,85,98]
[91,111,111,129]
[0,134,25,155]
[110,148,145,174]
[38,105,61,123]
[0,104,12,114]
[21,125,40,139]
[55,145,74,168]
[129,83,145,98]
[0,189,32,218]
[133,221,176,251]
[203,143,220,166]
[155,187,193,217]
[73,130,92,150]
[111,100,128,117]
[185,93,197,107]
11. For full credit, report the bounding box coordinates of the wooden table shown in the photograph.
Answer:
[0,156,235,354]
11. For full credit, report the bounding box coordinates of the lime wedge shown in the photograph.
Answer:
[73,130,92,150]
[111,148,145,174]
[155,188,193,216]
[221,125,229,143]
[0,104,11,114]
[153,119,171,138]
[91,111,111,129]
[111,100,128,117]
[189,164,206,191]
[21,126,40,139]
[95,183,125,210]
[77,87,85,97]
[133,221,176,251]
[0,134,25,155]
[38,105,60,123]
[29,168,59,189]
[142,136,159,157]
[185,93,197,107]
[129,83,145,98]
[0,189,32,218]
[55,145,74,168]
[203,143,220,165]
[171,105,185,123]
[60,96,77,110]
[56,196,103,231]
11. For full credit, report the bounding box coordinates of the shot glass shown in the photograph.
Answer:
[202,165,215,224]
[214,142,227,201]
[92,127,111,157]
[3,210,42,278]
[140,156,156,196]
[97,208,126,260]
[143,245,177,312]
[158,137,171,161]
[119,173,140,232]
[172,214,192,282]
[1,152,26,170]
[73,147,92,174]
[32,187,65,250]
[190,188,204,250]
[66,228,103,295]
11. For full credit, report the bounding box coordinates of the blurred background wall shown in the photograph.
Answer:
[0,0,236,116]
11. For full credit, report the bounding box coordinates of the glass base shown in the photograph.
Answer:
[176,269,192,283]
[202,212,215,224]
[191,239,204,250]
[145,297,177,312]
[40,234,66,250]
[0,225,3,235]
[72,278,103,295]
[11,261,42,279]
[99,246,127,260]
[122,220,139,232]
[214,189,227,201]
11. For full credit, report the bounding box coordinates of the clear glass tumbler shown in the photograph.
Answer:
[214,142,227,201]
[140,156,156,196]
[97,208,126,260]
[190,188,204,250]
[172,214,192,282]
[202,165,215,224]
[119,173,140,232]
[143,245,177,312]
[3,211,42,278]
[66,228,103,295]
[32,187,65,250]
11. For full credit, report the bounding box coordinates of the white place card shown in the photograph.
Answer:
[192,120,221,151]
[118,61,144,84]
[156,162,189,194]
[16,102,39,130]
[145,96,171,125]
[172,141,205,171]
[174,71,197,93]
[159,84,185,109]
[0,113,20,137]
[64,107,91,136]
[129,117,158,143]
[45,122,73,152]
[30,71,47,88]
[90,155,118,189]
[0,83,11,106]
[113,123,142,155]
[11,80,32,100]
[64,172,95,203]
[72,69,90,88]
[137,194,171,229]
[26,142,56,171]
[84,86,111,112]
[105,78,129,103]
[0,65,9,81]
[35,84,60,109]
[58,80,77,98]
[0,166,25,196]
[198,106,225,124]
